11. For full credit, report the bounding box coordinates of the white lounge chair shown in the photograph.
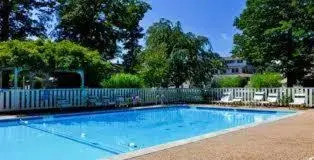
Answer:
[213,92,232,105]
[289,94,306,107]
[231,97,243,105]
[251,92,265,106]
[132,95,142,106]
[116,97,129,107]
[56,96,71,108]
[260,93,278,106]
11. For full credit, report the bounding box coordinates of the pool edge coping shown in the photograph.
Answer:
[0,104,298,122]
[0,105,168,122]
[106,105,302,160]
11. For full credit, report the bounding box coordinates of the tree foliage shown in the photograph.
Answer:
[56,0,151,61]
[213,76,247,88]
[233,0,314,86]
[0,0,56,41]
[249,72,282,88]
[220,76,247,88]
[137,44,170,87]
[101,73,144,88]
[138,19,225,88]
[0,40,112,87]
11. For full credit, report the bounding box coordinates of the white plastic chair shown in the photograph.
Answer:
[231,96,243,105]
[232,97,243,102]
[253,92,265,101]
[289,94,306,106]
[251,92,265,106]
[260,93,278,106]
[213,92,232,105]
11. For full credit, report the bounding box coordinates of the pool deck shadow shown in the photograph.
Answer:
[130,109,314,160]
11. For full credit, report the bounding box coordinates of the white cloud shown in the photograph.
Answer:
[221,33,230,40]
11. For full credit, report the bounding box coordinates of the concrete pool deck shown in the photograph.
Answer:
[132,109,314,160]
[0,115,17,120]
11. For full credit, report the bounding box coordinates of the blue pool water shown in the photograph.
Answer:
[0,106,294,160]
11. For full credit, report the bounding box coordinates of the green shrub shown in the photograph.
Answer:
[200,89,214,103]
[33,77,44,89]
[214,76,247,88]
[101,73,145,88]
[278,95,292,106]
[250,72,282,88]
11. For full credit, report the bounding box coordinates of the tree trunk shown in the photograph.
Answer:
[0,71,2,88]
[286,71,296,87]
[286,29,296,87]
[0,0,11,41]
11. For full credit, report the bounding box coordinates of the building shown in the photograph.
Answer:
[220,57,255,77]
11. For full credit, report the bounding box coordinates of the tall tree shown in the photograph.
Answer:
[56,0,150,60]
[119,1,151,73]
[0,0,56,41]
[137,44,170,87]
[138,19,225,88]
[233,0,314,86]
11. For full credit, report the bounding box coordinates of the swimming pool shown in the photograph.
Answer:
[0,106,296,160]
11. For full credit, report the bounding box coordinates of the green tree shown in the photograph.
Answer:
[249,72,282,88]
[0,40,112,87]
[214,76,247,88]
[137,44,170,87]
[56,0,150,60]
[169,49,190,88]
[101,73,144,88]
[120,1,151,73]
[233,0,314,87]
[138,19,225,88]
[0,0,56,41]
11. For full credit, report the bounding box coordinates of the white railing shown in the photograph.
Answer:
[207,87,314,107]
[0,88,203,112]
[0,87,313,112]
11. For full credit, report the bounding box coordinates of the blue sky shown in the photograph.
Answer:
[140,0,246,57]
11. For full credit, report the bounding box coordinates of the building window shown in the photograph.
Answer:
[226,60,234,64]
[232,68,239,73]
[243,68,247,73]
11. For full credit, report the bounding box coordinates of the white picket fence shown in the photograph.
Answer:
[0,87,313,112]
[0,88,203,112]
